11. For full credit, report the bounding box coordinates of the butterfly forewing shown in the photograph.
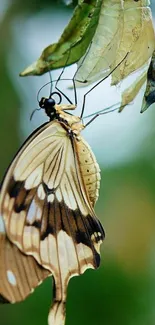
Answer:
[0,118,104,324]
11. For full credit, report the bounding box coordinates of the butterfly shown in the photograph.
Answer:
[0,90,105,324]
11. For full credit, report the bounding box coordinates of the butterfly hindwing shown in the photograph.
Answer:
[0,219,50,304]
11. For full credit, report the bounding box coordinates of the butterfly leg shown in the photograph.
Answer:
[54,48,77,106]
[80,52,129,118]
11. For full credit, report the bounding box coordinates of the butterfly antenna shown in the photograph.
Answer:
[80,52,129,118]
[37,79,77,104]
[30,108,41,121]
[37,81,54,103]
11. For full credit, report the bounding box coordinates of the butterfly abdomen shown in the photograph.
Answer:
[76,138,100,207]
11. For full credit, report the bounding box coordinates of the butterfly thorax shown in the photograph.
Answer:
[39,97,84,137]
[55,104,84,137]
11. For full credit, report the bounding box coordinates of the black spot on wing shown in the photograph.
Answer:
[41,224,54,240]
[40,198,62,240]
[41,201,54,238]
[73,210,105,246]
[40,200,56,240]
[43,182,55,195]
[14,186,36,213]
[73,209,90,246]
[73,209,104,268]
[32,220,42,229]
[86,215,105,241]
[7,177,36,213]
[8,177,25,198]
[14,201,27,213]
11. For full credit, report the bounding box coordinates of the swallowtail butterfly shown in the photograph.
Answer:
[0,91,104,324]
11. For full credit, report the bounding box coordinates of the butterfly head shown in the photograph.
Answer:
[39,92,62,120]
[39,91,82,134]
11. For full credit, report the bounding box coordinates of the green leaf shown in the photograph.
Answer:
[20,0,102,76]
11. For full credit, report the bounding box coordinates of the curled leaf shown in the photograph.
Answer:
[20,0,102,76]
[120,70,147,111]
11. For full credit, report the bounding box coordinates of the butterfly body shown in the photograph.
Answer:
[0,100,104,324]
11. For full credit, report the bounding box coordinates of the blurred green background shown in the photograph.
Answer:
[1,1,155,324]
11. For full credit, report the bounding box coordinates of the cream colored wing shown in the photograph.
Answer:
[0,218,50,304]
[0,120,104,325]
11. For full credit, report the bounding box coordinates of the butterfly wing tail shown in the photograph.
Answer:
[48,301,66,325]
[48,278,66,325]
